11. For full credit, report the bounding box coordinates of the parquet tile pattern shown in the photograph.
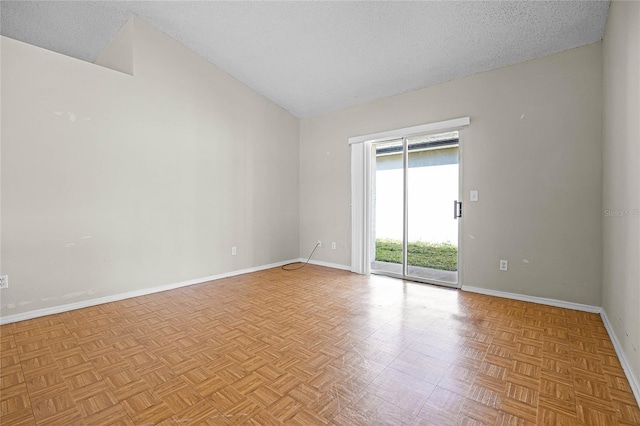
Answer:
[1,265,639,425]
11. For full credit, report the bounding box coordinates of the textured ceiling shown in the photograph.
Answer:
[1,1,610,117]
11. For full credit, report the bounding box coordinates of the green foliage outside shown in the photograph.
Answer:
[375,239,458,271]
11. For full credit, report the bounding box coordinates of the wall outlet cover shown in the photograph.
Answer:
[499,260,508,271]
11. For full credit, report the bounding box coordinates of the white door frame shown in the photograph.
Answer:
[349,117,470,286]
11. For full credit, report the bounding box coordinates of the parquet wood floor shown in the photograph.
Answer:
[1,265,639,425]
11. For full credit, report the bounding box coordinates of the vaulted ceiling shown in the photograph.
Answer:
[1,1,610,117]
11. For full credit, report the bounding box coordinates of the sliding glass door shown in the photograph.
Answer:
[371,131,460,287]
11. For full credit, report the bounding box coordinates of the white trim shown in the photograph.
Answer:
[461,285,602,313]
[350,117,470,277]
[601,309,640,406]
[348,116,470,145]
[461,285,639,407]
[306,259,352,271]
[402,137,409,275]
[350,142,369,274]
[0,259,299,325]
[349,117,471,278]
[286,258,351,271]
[456,130,465,289]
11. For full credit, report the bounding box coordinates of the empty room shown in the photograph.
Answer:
[1,1,638,425]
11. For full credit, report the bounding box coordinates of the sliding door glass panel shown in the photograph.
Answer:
[406,132,459,284]
[371,139,404,276]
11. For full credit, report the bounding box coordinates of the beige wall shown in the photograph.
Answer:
[0,17,299,319]
[603,1,640,392]
[94,18,133,75]
[300,43,603,306]
[0,2,635,392]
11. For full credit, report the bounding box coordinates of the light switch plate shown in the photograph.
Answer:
[470,190,478,202]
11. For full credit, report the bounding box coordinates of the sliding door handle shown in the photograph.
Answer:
[453,200,462,219]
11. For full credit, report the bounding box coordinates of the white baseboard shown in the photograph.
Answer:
[281,258,351,272]
[307,259,352,271]
[0,259,299,325]
[601,310,640,406]
[462,285,639,407]
[2,263,637,408]
[461,285,602,313]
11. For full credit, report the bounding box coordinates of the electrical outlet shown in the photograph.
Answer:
[499,260,508,271]
[317,240,322,247]
[0,275,8,289]
[331,242,336,250]
[231,247,237,255]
